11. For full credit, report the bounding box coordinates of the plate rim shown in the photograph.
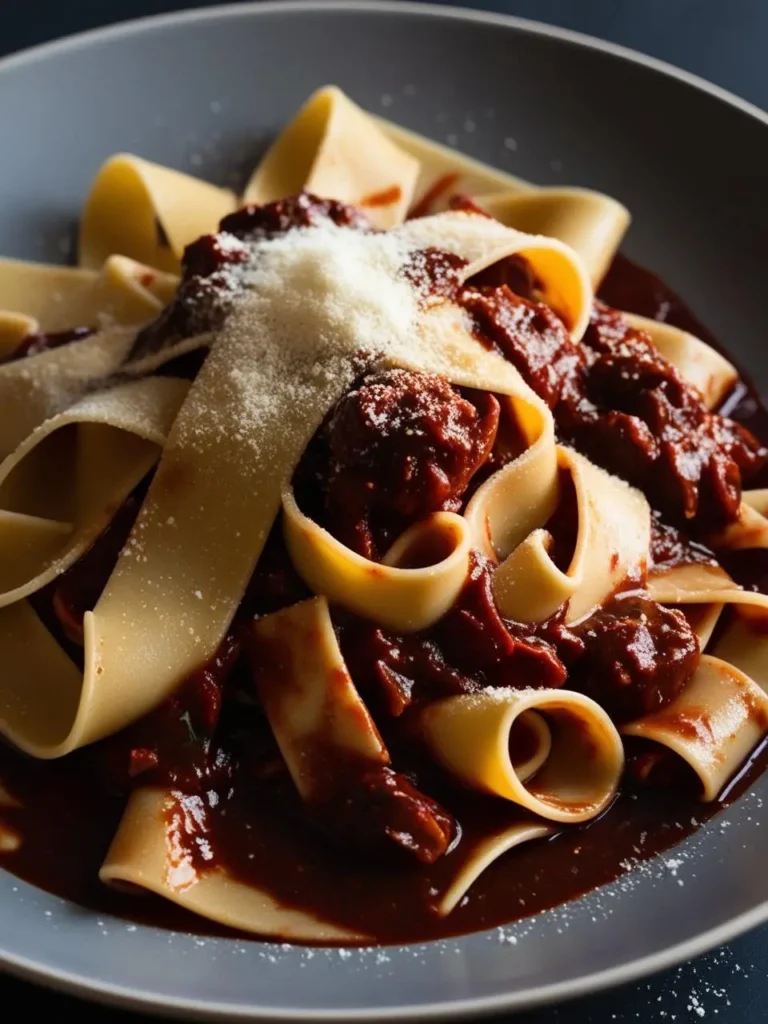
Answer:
[0,2,767,1020]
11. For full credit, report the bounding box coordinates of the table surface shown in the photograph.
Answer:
[1,1,768,1022]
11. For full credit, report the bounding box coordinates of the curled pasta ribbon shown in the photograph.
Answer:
[650,515,768,689]
[462,402,558,560]
[436,820,555,916]
[0,253,177,339]
[396,210,592,340]
[0,377,191,758]
[624,313,737,410]
[467,445,651,625]
[80,154,236,272]
[250,596,389,800]
[100,787,366,942]
[492,528,574,625]
[554,448,650,624]
[282,493,472,632]
[622,655,768,801]
[475,187,629,287]
[420,688,624,824]
[0,377,189,607]
[244,86,419,229]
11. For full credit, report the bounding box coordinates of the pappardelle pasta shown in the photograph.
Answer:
[0,86,767,944]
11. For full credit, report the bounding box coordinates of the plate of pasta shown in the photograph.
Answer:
[1,2,768,1020]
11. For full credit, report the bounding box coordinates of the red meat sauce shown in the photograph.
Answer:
[2,193,768,943]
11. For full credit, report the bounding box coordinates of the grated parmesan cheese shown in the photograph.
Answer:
[236,223,418,362]
[175,222,433,457]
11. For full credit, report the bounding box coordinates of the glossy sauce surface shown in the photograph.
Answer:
[1,249,767,945]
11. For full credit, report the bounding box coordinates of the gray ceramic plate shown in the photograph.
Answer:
[1,2,768,1020]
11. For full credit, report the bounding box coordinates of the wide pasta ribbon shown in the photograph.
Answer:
[100,786,368,943]
[245,86,420,229]
[283,499,473,632]
[0,255,179,456]
[622,655,768,800]
[0,377,188,608]
[0,252,177,347]
[467,444,650,625]
[647,487,768,665]
[631,493,768,793]
[395,210,592,340]
[474,189,630,288]
[99,784,558,938]
[419,687,624,824]
[0,376,189,757]
[80,155,236,272]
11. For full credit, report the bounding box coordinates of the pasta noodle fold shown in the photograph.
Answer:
[419,688,624,823]
[381,114,628,285]
[80,154,236,272]
[396,210,592,339]
[244,86,419,228]
[475,188,629,287]
[0,377,189,757]
[282,498,472,632]
[435,820,555,916]
[708,493,768,552]
[624,313,737,409]
[0,377,189,606]
[101,785,554,937]
[381,117,531,209]
[249,596,389,800]
[622,655,768,800]
[491,528,575,624]
[648,533,768,701]
[462,401,557,561]
[0,253,176,335]
[467,445,650,625]
[100,787,367,942]
[0,255,179,457]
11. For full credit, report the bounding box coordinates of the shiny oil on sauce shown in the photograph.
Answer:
[1,251,767,945]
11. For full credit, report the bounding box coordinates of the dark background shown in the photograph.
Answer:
[1,1,767,1021]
